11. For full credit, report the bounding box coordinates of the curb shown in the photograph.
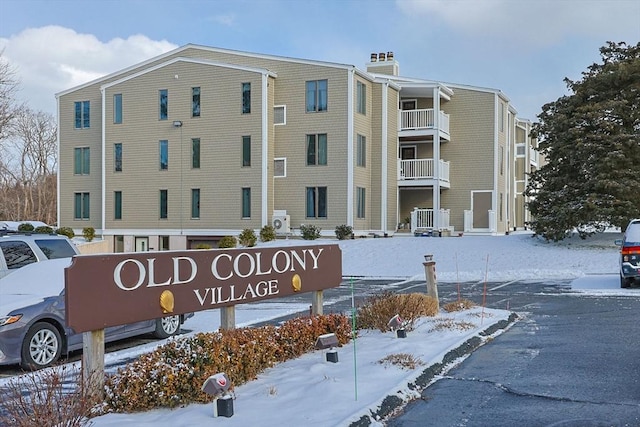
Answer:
[349,312,520,426]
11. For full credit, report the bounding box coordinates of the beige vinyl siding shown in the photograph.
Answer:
[102,62,264,230]
[439,88,496,232]
[58,85,103,231]
[353,77,372,231]
[272,65,350,228]
[368,83,383,231]
[385,87,399,231]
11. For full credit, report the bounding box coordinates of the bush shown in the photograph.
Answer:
[34,225,54,234]
[102,314,351,412]
[56,227,75,239]
[443,299,476,312]
[218,236,237,248]
[260,225,276,242]
[238,228,257,247]
[299,224,321,240]
[335,224,353,240]
[194,243,212,249]
[82,227,95,242]
[356,292,438,332]
[18,223,34,232]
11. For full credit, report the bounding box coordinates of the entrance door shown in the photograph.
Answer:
[472,192,492,229]
[401,146,416,160]
[135,237,149,252]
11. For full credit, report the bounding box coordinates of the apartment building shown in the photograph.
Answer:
[56,44,536,251]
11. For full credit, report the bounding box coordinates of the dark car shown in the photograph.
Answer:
[0,258,191,370]
[615,219,640,288]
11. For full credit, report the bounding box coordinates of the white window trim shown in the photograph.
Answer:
[274,105,286,125]
[274,157,287,178]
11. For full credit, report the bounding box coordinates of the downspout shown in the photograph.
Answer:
[261,73,269,227]
[101,88,106,235]
[493,95,499,233]
[347,69,354,226]
[380,81,389,234]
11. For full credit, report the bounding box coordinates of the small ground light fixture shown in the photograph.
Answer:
[202,373,234,417]
[315,333,339,363]
[388,314,407,338]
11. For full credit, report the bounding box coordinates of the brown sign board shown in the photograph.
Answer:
[65,244,342,332]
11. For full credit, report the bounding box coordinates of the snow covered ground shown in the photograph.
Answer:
[4,231,630,426]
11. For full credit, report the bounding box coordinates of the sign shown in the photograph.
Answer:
[65,244,342,332]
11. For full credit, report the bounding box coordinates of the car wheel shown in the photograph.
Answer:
[621,275,631,288]
[20,322,62,370]
[154,315,181,339]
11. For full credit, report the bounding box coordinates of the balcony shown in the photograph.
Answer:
[399,109,450,137]
[410,208,451,232]
[398,159,450,187]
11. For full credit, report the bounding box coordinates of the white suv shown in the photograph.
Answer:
[615,219,640,288]
[0,233,79,279]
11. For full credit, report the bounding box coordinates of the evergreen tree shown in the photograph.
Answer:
[526,41,640,241]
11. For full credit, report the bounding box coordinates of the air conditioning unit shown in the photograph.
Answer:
[272,212,291,233]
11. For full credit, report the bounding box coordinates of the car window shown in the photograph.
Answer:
[35,239,77,259]
[0,241,38,269]
[625,223,640,245]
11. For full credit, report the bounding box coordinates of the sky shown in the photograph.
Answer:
[0,0,639,123]
[1,231,632,426]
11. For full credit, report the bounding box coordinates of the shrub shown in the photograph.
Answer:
[443,299,476,312]
[194,243,212,249]
[18,223,34,232]
[299,223,321,240]
[335,224,353,240]
[356,292,438,332]
[82,227,95,242]
[102,314,351,412]
[260,225,276,242]
[34,225,54,234]
[56,227,75,239]
[218,235,237,248]
[238,228,257,247]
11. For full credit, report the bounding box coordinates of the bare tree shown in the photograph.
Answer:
[0,50,21,143]
[1,108,57,223]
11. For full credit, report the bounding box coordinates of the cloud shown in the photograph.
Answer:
[0,26,177,115]
[396,0,640,47]
[209,13,236,26]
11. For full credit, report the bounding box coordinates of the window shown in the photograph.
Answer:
[306,186,327,218]
[191,188,200,219]
[242,82,251,114]
[499,102,505,132]
[114,191,122,220]
[274,105,286,125]
[114,94,122,124]
[192,87,200,117]
[74,101,90,129]
[159,189,168,219]
[34,239,77,259]
[242,136,251,167]
[159,236,170,251]
[274,158,286,177]
[306,134,327,166]
[0,241,37,270]
[242,188,251,218]
[159,89,168,120]
[192,138,200,169]
[357,81,366,115]
[159,140,168,170]
[357,134,366,167]
[114,143,122,172]
[74,147,90,175]
[74,192,90,220]
[499,146,504,175]
[357,187,366,218]
[306,80,328,112]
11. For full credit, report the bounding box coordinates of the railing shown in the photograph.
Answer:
[399,159,450,182]
[410,208,450,232]
[529,147,538,164]
[399,109,450,134]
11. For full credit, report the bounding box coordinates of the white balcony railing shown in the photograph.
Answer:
[399,109,450,134]
[399,159,450,182]
[410,208,450,232]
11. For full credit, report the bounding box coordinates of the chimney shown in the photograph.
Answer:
[378,52,386,61]
[387,51,394,61]
[370,53,377,62]
[366,51,399,76]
